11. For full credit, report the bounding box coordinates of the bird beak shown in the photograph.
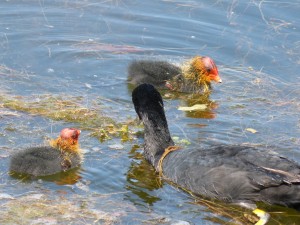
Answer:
[211,74,222,83]
[216,76,222,83]
[207,65,222,83]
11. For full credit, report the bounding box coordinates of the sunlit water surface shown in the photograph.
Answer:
[0,1,300,224]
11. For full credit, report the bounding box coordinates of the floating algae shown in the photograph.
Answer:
[0,193,124,224]
[0,94,135,142]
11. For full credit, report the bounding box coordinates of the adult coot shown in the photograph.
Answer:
[10,128,82,176]
[128,56,222,93]
[132,83,300,209]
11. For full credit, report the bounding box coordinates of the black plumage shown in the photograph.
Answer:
[132,83,300,209]
[128,60,182,88]
[9,146,81,176]
[128,56,222,93]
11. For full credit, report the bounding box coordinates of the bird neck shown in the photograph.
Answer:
[182,57,211,91]
[49,137,80,155]
[141,110,174,168]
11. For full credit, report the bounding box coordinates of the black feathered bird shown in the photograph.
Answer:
[128,56,222,93]
[9,128,82,176]
[132,83,300,210]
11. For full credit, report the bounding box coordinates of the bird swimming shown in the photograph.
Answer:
[132,83,300,210]
[9,128,82,176]
[128,56,221,93]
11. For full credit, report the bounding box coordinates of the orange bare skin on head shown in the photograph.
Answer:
[182,56,222,92]
[49,128,81,154]
[201,56,222,83]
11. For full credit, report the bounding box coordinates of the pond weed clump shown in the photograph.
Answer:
[0,94,133,142]
[0,193,122,224]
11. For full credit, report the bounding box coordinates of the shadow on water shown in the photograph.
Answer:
[9,167,82,185]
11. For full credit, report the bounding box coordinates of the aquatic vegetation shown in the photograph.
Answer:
[0,193,124,224]
[0,94,135,142]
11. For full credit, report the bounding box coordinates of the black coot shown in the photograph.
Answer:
[132,83,300,209]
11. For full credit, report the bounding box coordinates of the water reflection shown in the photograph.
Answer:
[125,145,163,206]
[195,199,300,225]
[173,92,218,119]
[9,167,82,185]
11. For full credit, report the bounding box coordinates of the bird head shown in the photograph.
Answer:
[201,56,222,83]
[50,128,81,154]
[60,128,81,142]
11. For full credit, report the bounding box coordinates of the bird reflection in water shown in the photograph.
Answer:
[10,167,82,185]
[124,145,163,206]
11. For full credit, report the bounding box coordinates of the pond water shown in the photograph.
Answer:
[0,0,300,224]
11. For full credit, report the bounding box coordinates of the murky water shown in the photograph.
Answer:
[1,1,300,224]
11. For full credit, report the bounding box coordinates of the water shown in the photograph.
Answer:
[1,0,300,224]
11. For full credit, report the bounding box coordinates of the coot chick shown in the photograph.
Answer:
[132,84,300,210]
[10,128,82,176]
[128,56,222,93]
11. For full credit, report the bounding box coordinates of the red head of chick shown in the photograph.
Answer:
[183,56,222,91]
[50,128,81,154]
[201,56,222,83]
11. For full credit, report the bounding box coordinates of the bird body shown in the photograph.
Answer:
[132,83,300,209]
[162,145,300,206]
[128,56,221,93]
[9,128,82,176]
